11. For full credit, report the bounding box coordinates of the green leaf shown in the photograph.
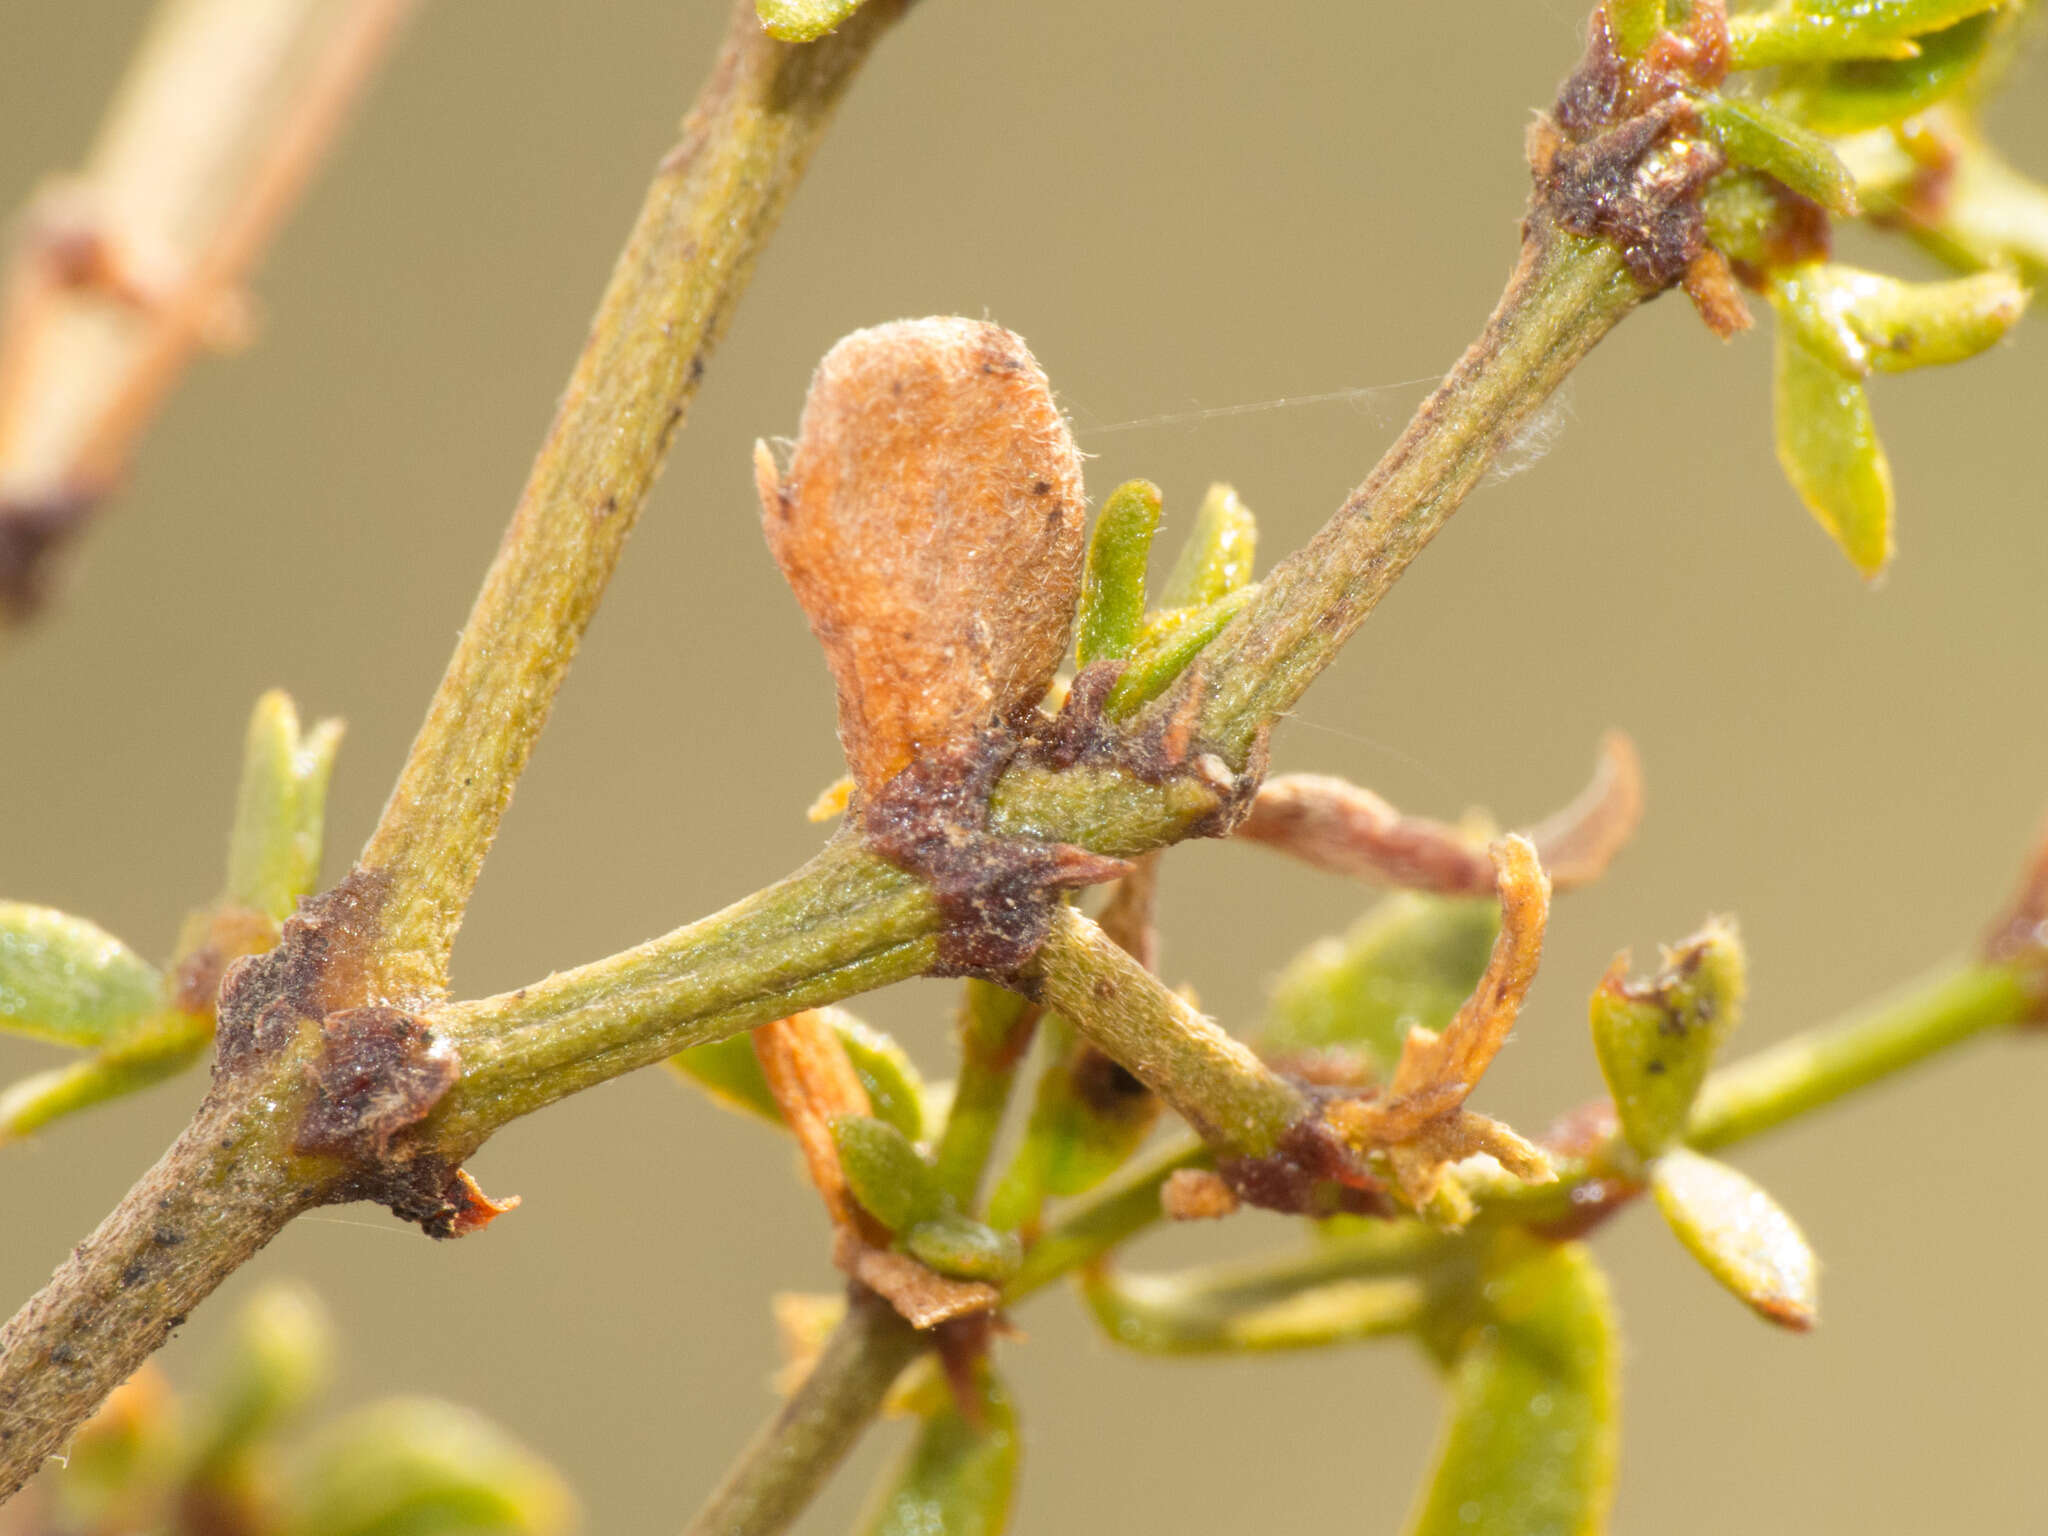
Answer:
[226,690,343,922]
[833,1115,945,1234]
[1261,892,1500,1079]
[904,1213,1023,1283]
[859,1365,1019,1536]
[287,1398,574,1536]
[1651,1147,1820,1330]
[755,0,867,44]
[1727,1,2008,70]
[1778,13,2008,135]
[669,1010,926,1140]
[1076,480,1162,668]
[1083,1263,1426,1355]
[1158,482,1258,609]
[0,902,161,1048]
[1104,586,1258,719]
[1406,1234,1618,1536]
[1773,261,2028,375]
[0,1007,212,1144]
[1696,96,1858,215]
[1771,317,1894,577]
[1588,919,1746,1160]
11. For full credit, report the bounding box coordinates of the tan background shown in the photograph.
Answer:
[5,3,2046,1531]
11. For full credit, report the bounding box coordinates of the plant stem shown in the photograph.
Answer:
[929,981,1038,1208]
[1028,905,1307,1156]
[1685,961,2032,1151]
[680,1292,923,1536]
[429,838,936,1141]
[1004,1136,1209,1303]
[1156,222,1645,764]
[356,0,906,1002]
[0,1089,317,1501]
[0,0,416,623]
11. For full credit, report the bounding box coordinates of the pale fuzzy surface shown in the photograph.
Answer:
[757,316,1086,793]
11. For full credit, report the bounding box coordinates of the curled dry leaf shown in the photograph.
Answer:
[1326,837,1554,1208]
[753,1011,879,1237]
[757,317,1086,795]
[1238,732,1641,896]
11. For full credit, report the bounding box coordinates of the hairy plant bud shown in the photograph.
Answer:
[757,317,1086,795]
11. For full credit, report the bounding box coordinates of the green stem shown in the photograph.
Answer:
[356,0,906,1003]
[1028,905,1306,1156]
[1004,1136,1208,1303]
[1685,961,2032,1151]
[680,1292,923,1536]
[929,981,1038,1209]
[1158,222,1644,764]
[429,838,935,1141]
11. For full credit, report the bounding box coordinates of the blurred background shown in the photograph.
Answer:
[4,2,2045,1530]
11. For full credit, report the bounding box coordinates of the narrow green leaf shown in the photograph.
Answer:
[1696,95,1858,215]
[0,902,160,1048]
[1588,919,1746,1160]
[668,1011,926,1140]
[1651,1147,1820,1330]
[1779,13,2007,136]
[755,0,867,44]
[1406,1234,1618,1536]
[1261,892,1501,1079]
[0,1010,213,1142]
[1084,1265,1426,1355]
[858,1365,1018,1536]
[903,1212,1023,1283]
[288,1398,575,1536]
[1839,268,2027,372]
[1076,480,1162,668]
[1103,585,1255,718]
[226,690,343,923]
[1728,1,2007,69]
[1158,482,1258,609]
[1772,318,1895,577]
[833,1115,945,1234]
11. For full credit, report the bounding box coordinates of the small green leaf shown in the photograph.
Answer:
[1778,13,2008,136]
[192,1283,333,1478]
[1261,892,1501,1079]
[1158,482,1258,609]
[226,690,343,923]
[1588,919,1746,1160]
[833,1115,945,1234]
[1772,317,1895,577]
[1083,1264,1426,1355]
[1651,1147,1820,1330]
[669,1011,926,1140]
[858,1365,1018,1536]
[0,902,161,1048]
[288,1398,575,1536]
[903,1213,1023,1283]
[1103,585,1256,718]
[755,0,867,44]
[1773,261,2028,375]
[1406,1233,1618,1536]
[1728,1,2008,70]
[1,1004,212,1143]
[1696,95,1858,215]
[1076,480,1162,668]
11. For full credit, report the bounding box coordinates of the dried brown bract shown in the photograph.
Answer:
[752,1011,882,1240]
[1238,731,1642,896]
[757,316,1086,797]
[1327,836,1556,1208]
